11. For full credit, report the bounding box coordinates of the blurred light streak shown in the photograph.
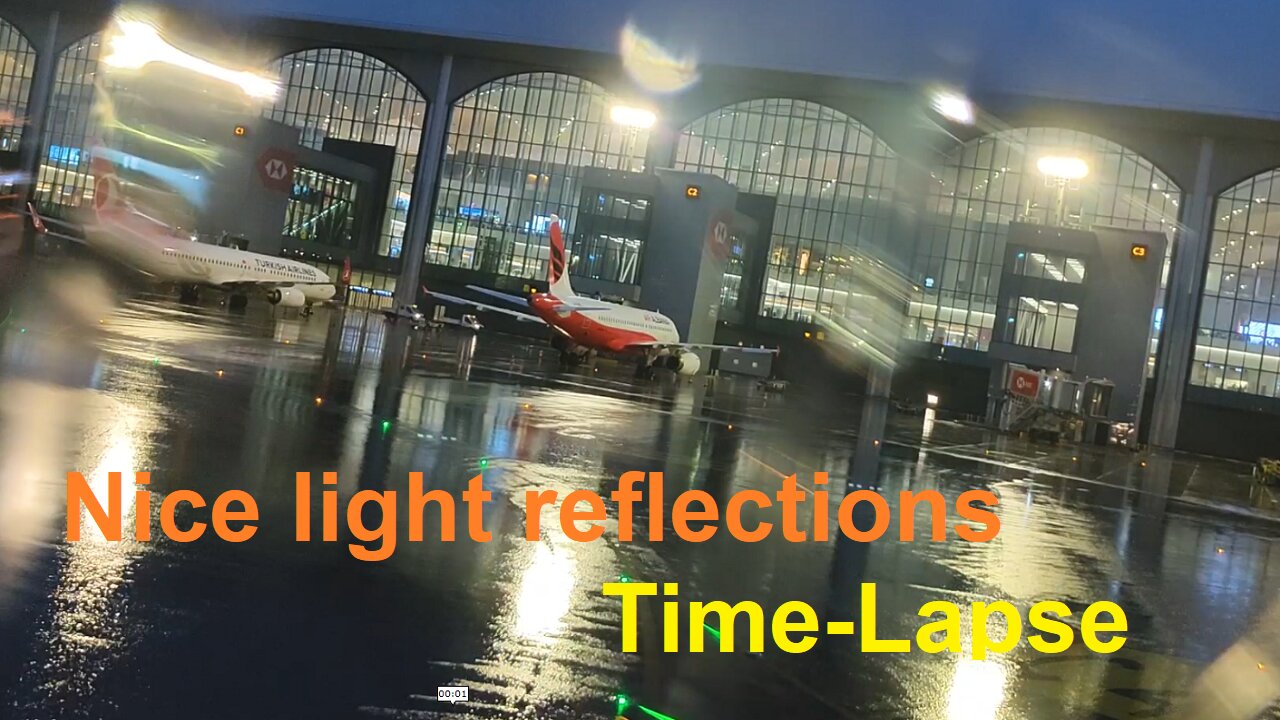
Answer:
[104,17,280,99]
[104,117,222,169]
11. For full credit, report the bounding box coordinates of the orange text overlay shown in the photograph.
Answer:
[66,470,1001,561]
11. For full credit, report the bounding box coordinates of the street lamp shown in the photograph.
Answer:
[609,104,657,129]
[1036,156,1089,180]
[610,105,656,171]
[1037,155,1088,226]
[930,90,975,125]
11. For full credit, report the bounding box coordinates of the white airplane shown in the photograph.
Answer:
[426,215,776,376]
[28,154,336,310]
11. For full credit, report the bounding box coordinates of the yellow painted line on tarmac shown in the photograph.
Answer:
[739,449,816,496]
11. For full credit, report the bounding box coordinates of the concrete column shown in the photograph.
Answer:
[394,55,453,308]
[848,363,892,491]
[17,12,59,207]
[1148,137,1215,450]
[644,110,679,171]
[845,150,924,489]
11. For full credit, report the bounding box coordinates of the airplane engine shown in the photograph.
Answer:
[664,351,702,376]
[267,287,307,308]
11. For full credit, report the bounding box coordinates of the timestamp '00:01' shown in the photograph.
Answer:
[437,686,469,703]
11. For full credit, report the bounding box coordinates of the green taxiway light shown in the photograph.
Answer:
[614,693,632,715]
[618,574,632,583]
[638,704,681,720]
[381,420,391,433]
[479,458,489,468]
[152,357,160,366]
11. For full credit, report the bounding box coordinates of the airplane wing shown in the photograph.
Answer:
[23,204,85,243]
[217,281,311,291]
[427,289,546,324]
[465,284,530,307]
[625,341,780,354]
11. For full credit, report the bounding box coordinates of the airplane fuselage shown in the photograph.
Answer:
[87,209,335,303]
[527,294,680,353]
[157,243,335,302]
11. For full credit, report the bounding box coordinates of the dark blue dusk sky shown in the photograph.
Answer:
[170,0,1280,119]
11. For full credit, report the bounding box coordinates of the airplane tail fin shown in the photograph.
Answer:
[547,214,575,299]
[88,153,123,220]
[27,203,46,234]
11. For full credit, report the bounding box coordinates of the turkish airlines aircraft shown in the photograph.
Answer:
[29,154,336,310]
[426,216,776,376]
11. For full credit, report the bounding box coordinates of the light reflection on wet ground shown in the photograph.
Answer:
[1,289,1279,720]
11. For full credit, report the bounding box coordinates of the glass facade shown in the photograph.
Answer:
[676,98,898,322]
[571,191,651,284]
[265,49,426,258]
[283,167,359,249]
[1191,170,1280,397]
[34,34,102,216]
[909,127,1180,352]
[431,72,650,282]
[0,19,34,154]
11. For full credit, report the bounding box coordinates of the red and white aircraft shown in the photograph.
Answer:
[426,216,775,376]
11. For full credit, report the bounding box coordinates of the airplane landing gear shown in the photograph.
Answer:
[634,357,656,380]
[178,284,200,304]
[555,336,591,368]
[228,293,248,311]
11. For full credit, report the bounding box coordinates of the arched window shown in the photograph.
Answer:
[432,72,649,281]
[911,127,1180,352]
[1193,171,1280,397]
[34,33,102,214]
[676,98,899,322]
[0,18,36,153]
[265,49,427,258]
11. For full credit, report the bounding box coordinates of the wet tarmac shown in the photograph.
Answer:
[2,279,1280,720]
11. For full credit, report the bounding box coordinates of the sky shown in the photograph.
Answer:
[169,0,1280,119]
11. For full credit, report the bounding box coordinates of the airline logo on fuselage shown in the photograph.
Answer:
[255,258,307,275]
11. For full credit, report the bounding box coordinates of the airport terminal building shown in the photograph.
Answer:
[3,0,1280,459]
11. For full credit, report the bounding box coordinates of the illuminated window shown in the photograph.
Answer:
[431,72,649,280]
[0,19,35,155]
[34,33,103,215]
[910,128,1180,353]
[1010,251,1087,284]
[1191,169,1280,397]
[283,167,359,249]
[676,98,898,322]
[1003,296,1078,353]
[265,49,426,258]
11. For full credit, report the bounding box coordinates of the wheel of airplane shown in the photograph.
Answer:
[228,294,248,311]
[634,358,655,380]
[178,284,200,304]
